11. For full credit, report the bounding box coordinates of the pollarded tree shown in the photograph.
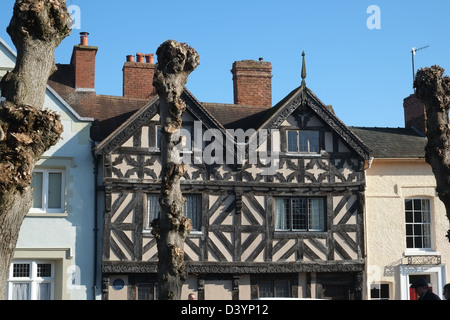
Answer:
[151,40,200,300]
[414,65,450,241]
[0,0,71,299]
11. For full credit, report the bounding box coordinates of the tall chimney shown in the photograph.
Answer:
[404,94,427,134]
[71,32,98,91]
[123,53,156,99]
[231,59,272,108]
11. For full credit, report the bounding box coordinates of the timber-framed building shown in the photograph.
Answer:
[93,53,371,300]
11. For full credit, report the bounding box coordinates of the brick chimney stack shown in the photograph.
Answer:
[71,32,98,91]
[231,59,272,108]
[123,53,155,99]
[404,94,427,134]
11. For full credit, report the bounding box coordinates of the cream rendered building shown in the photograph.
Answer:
[352,115,450,300]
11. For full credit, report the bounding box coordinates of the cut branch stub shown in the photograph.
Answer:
[0,0,72,109]
[0,101,63,192]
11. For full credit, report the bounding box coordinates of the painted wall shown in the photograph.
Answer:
[365,159,450,300]
[1,38,99,300]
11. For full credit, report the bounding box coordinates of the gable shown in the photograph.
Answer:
[94,88,228,156]
[260,85,371,160]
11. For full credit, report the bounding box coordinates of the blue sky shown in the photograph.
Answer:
[1,0,449,128]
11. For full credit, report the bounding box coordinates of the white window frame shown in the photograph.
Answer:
[7,260,55,300]
[30,169,65,214]
[405,197,434,253]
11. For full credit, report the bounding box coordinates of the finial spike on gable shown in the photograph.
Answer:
[301,51,307,87]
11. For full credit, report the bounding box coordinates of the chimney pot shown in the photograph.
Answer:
[146,54,155,64]
[80,32,89,46]
[136,53,145,63]
[127,55,135,62]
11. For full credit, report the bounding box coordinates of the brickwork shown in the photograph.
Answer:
[231,60,272,108]
[404,93,426,134]
[71,45,98,90]
[122,57,155,99]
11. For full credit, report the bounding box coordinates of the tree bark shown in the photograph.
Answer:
[151,40,199,300]
[414,65,450,242]
[0,0,70,300]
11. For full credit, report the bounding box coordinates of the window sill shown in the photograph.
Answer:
[143,229,203,237]
[274,230,327,239]
[404,249,440,256]
[27,212,68,218]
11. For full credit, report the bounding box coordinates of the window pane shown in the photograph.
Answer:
[147,195,160,228]
[37,264,52,278]
[274,280,290,297]
[309,131,320,153]
[184,195,201,231]
[275,198,287,230]
[299,131,308,152]
[380,284,389,299]
[37,283,51,300]
[292,198,307,230]
[405,212,413,223]
[299,131,319,153]
[405,199,413,211]
[309,198,324,231]
[180,126,192,151]
[31,172,43,209]
[287,131,298,152]
[156,126,161,149]
[137,283,156,300]
[12,283,30,300]
[258,282,273,298]
[48,173,62,209]
[13,264,30,278]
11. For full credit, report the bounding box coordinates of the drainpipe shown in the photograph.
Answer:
[362,156,374,300]
[91,141,100,300]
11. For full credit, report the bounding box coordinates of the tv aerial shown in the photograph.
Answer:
[411,45,429,88]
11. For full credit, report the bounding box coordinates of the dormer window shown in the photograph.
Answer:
[287,130,319,154]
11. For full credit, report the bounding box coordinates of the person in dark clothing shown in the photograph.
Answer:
[443,283,450,300]
[410,278,441,300]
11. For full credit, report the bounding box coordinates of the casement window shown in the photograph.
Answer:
[156,125,193,151]
[147,194,201,231]
[370,283,390,300]
[136,283,159,300]
[7,261,54,300]
[287,130,319,154]
[275,197,325,231]
[30,169,65,214]
[258,280,291,298]
[405,198,432,250]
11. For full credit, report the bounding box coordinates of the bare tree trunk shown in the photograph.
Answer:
[414,65,450,242]
[151,40,199,300]
[0,0,71,300]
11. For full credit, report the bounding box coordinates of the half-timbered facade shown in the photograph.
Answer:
[94,60,371,299]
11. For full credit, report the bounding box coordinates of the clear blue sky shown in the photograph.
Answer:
[1,0,449,128]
